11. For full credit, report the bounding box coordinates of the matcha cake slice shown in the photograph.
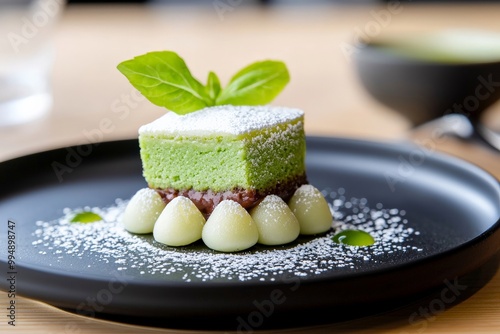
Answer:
[138,105,307,215]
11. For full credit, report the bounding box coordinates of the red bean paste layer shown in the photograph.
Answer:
[155,173,308,217]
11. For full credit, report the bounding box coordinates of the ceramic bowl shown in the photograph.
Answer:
[353,31,500,126]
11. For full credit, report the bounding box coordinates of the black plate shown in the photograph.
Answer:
[1,137,499,329]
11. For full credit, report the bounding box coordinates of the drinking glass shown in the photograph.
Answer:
[0,0,65,127]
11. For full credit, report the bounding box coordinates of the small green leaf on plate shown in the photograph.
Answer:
[216,60,290,106]
[332,230,375,247]
[70,211,103,224]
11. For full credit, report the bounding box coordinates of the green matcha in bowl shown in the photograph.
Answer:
[354,29,500,127]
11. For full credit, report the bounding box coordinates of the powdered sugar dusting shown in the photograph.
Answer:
[296,184,321,198]
[138,105,304,136]
[259,194,286,208]
[215,199,248,217]
[31,188,423,282]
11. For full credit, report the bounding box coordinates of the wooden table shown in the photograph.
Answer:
[1,3,499,333]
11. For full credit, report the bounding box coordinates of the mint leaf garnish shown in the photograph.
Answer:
[206,71,221,102]
[117,51,212,115]
[70,211,103,224]
[215,60,290,106]
[117,51,290,114]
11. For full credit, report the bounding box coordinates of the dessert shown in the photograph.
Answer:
[117,50,333,252]
[121,188,165,234]
[202,200,259,252]
[138,105,307,216]
[289,184,334,235]
[153,196,206,247]
[250,195,300,245]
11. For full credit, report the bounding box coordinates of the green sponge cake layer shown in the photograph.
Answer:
[138,105,307,213]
